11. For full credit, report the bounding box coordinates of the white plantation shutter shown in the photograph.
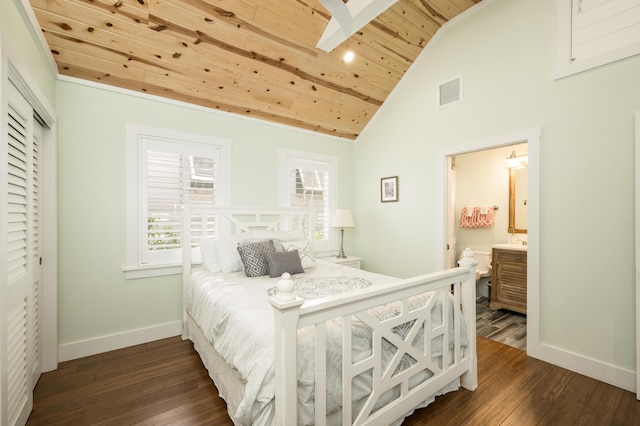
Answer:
[140,137,219,265]
[126,125,230,276]
[185,156,218,246]
[144,149,183,260]
[7,105,29,283]
[283,153,337,251]
[571,0,640,61]
[289,168,330,240]
[6,99,31,426]
[556,0,640,77]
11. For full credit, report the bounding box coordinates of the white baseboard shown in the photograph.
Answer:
[528,341,636,393]
[58,321,183,362]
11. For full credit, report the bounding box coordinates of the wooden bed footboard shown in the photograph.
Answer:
[269,252,478,426]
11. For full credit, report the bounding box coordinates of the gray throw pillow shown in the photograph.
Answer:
[237,240,275,277]
[265,250,305,278]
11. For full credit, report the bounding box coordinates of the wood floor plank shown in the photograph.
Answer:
[574,381,627,425]
[27,336,640,426]
[531,370,600,424]
[613,390,640,425]
[499,363,569,425]
[457,364,531,424]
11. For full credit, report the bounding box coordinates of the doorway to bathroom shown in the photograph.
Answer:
[452,144,528,351]
[437,127,540,356]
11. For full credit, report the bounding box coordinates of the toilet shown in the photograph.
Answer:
[459,249,492,282]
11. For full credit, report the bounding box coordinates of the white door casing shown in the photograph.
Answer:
[635,110,640,400]
[436,127,541,358]
[30,119,43,389]
[446,156,456,269]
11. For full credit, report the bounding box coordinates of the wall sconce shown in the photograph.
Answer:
[506,151,528,169]
[332,209,355,259]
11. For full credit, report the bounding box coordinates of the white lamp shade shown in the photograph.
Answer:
[332,209,355,228]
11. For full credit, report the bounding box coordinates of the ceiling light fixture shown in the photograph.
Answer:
[343,51,355,63]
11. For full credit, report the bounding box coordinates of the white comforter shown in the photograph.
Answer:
[186,260,466,425]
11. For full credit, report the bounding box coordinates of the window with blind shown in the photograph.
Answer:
[556,0,640,77]
[125,124,230,277]
[280,150,337,252]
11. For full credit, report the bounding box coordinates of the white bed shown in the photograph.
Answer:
[181,205,478,426]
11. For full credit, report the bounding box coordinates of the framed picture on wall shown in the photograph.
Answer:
[380,176,399,202]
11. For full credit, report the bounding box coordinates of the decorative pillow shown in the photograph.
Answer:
[271,239,286,252]
[282,240,316,269]
[237,240,276,277]
[199,238,221,273]
[265,250,305,278]
[215,238,243,273]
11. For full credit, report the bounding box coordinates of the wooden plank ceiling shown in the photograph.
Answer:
[28,0,480,139]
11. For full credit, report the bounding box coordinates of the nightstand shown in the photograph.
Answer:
[324,256,362,269]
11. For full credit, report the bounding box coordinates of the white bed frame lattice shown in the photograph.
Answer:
[182,204,478,426]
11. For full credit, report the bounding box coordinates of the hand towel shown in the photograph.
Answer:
[460,206,476,228]
[475,205,494,228]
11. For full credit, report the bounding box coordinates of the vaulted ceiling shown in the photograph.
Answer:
[27,0,480,139]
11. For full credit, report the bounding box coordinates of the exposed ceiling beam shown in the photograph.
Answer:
[318,0,353,36]
[316,0,400,52]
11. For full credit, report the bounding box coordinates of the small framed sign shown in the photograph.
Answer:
[380,176,398,202]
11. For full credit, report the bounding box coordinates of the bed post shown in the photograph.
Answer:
[458,247,478,391]
[269,274,304,426]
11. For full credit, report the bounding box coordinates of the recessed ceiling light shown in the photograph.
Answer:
[343,51,354,63]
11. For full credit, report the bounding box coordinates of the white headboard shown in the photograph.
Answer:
[183,204,313,242]
[181,204,315,317]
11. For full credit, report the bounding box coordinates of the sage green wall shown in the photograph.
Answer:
[1,1,56,102]
[353,0,639,371]
[56,80,355,345]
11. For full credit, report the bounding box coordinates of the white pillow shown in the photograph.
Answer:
[214,238,243,272]
[251,230,306,241]
[199,238,221,273]
[241,231,306,252]
[213,232,268,273]
[207,231,308,273]
[282,240,316,269]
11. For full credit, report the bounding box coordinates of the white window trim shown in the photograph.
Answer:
[124,124,231,279]
[556,0,640,78]
[278,149,338,255]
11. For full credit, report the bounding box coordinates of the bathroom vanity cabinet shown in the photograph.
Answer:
[490,247,527,314]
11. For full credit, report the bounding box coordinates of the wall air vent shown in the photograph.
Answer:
[438,76,463,108]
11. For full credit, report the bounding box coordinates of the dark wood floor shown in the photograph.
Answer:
[27,336,639,425]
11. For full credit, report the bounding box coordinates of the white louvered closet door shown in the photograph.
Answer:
[1,81,42,426]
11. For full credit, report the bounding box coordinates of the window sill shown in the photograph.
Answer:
[123,263,200,280]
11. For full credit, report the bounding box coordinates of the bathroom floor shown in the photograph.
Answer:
[476,296,527,351]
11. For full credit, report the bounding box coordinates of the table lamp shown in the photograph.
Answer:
[332,209,355,259]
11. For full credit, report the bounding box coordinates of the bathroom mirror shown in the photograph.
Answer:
[508,167,528,233]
